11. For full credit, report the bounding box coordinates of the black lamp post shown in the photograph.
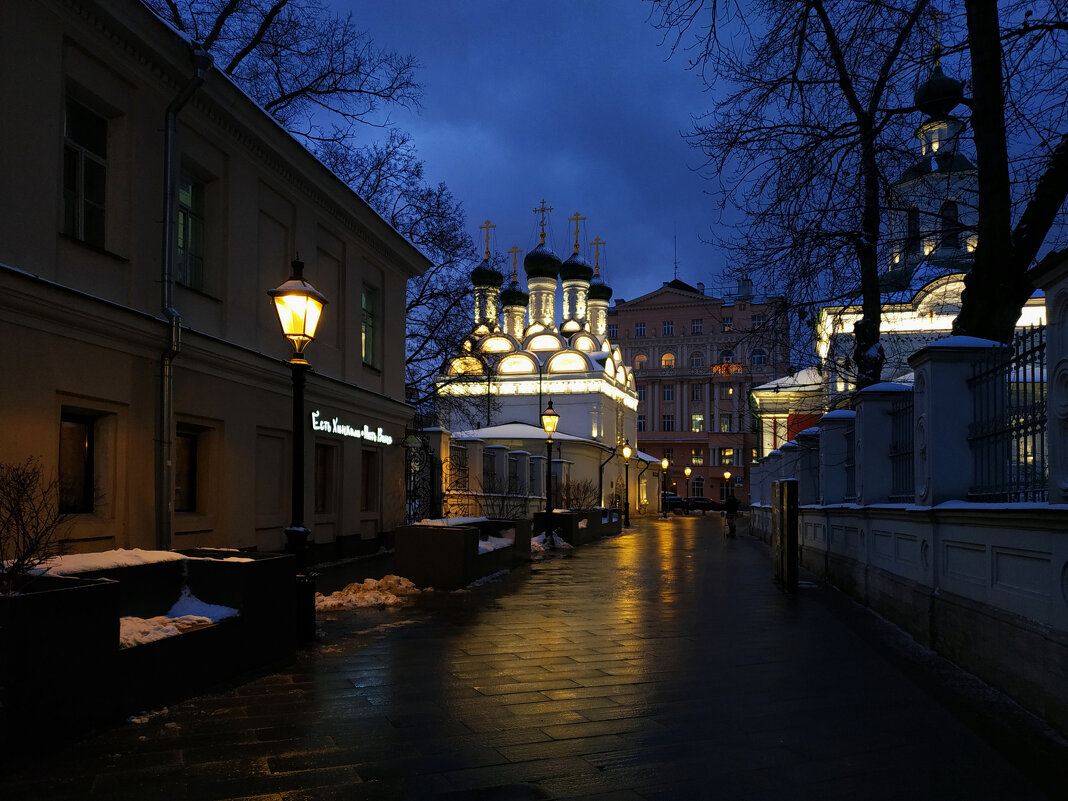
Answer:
[622,440,632,528]
[684,466,692,502]
[540,399,559,516]
[660,457,669,518]
[268,258,326,566]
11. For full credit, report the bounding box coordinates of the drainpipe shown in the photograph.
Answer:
[156,45,212,551]
[597,447,617,507]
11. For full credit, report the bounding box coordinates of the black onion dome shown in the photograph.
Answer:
[523,242,561,280]
[588,273,613,302]
[500,278,529,307]
[914,63,963,119]
[470,257,504,288]
[560,251,594,282]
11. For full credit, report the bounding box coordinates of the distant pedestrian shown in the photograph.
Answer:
[724,493,740,537]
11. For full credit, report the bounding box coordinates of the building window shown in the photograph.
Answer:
[692,476,705,497]
[634,354,648,371]
[691,319,703,335]
[691,384,702,401]
[635,322,646,337]
[362,286,379,368]
[751,314,766,329]
[719,447,736,466]
[662,414,675,432]
[719,350,734,364]
[720,481,732,502]
[637,414,646,432]
[661,353,675,368]
[58,411,96,514]
[63,98,107,248]
[719,384,734,400]
[720,415,733,433]
[662,320,674,336]
[721,316,733,331]
[689,351,706,369]
[907,206,921,255]
[691,448,704,466]
[637,385,646,402]
[752,348,768,366]
[174,429,200,513]
[941,200,960,249]
[314,442,338,515]
[663,447,673,462]
[607,323,618,339]
[663,385,674,402]
[361,450,379,511]
[690,414,704,432]
[177,173,206,290]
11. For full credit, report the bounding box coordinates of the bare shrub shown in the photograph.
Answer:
[0,458,71,594]
[560,478,600,511]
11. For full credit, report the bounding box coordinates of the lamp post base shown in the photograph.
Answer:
[284,525,311,569]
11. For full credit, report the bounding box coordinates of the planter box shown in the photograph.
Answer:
[0,575,120,748]
[395,521,531,590]
[534,511,582,544]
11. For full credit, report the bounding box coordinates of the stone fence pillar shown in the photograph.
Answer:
[795,428,821,506]
[530,454,546,501]
[1035,255,1068,503]
[908,337,1002,505]
[512,450,531,495]
[819,410,856,504]
[855,383,912,505]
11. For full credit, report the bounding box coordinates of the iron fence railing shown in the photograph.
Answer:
[889,391,915,501]
[968,325,1047,502]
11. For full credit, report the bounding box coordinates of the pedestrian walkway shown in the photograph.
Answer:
[2,516,1063,800]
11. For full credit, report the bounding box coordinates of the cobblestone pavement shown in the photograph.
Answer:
[2,515,1064,800]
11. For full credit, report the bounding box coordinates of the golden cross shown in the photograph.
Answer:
[533,200,553,244]
[568,211,586,253]
[507,245,522,280]
[589,237,605,274]
[478,219,496,259]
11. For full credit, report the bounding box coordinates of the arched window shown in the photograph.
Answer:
[661,352,676,368]
[906,206,920,255]
[940,200,960,249]
[752,348,768,366]
[719,350,734,364]
[689,350,706,369]
[633,354,648,371]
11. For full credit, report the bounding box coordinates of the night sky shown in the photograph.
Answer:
[342,0,730,303]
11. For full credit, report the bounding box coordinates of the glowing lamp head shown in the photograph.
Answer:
[268,259,327,356]
[622,441,632,460]
[540,398,560,439]
[723,471,732,481]
[661,458,669,470]
[684,467,692,478]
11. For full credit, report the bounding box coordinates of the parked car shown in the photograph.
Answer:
[660,493,688,513]
[686,496,725,512]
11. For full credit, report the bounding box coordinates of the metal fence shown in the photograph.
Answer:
[968,325,1047,502]
[889,391,915,501]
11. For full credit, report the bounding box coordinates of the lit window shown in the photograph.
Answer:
[719,447,736,466]
[634,354,648,371]
[691,448,704,466]
[721,317,733,332]
[177,174,206,290]
[662,414,675,432]
[690,414,704,433]
[662,320,674,336]
[63,99,107,247]
[720,416,733,433]
[661,353,675,368]
[362,286,379,367]
[719,384,734,400]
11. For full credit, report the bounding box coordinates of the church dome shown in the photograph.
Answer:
[588,273,613,302]
[523,242,561,280]
[470,257,503,288]
[560,251,594,282]
[914,62,963,120]
[500,278,529,307]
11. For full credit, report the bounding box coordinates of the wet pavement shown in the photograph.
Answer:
[2,515,1065,800]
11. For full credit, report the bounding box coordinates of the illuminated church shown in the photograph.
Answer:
[433,206,650,512]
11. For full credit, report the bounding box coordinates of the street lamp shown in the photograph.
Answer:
[660,457,669,518]
[268,258,326,565]
[540,398,559,516]
[684,466,692,500]
[724,470,734,499]
[622,440,632,528]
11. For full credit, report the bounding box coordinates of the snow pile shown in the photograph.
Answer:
[531,532,574,554]
[119,587,239,649]
[44,548,188,575]
[417,516,487,526]
[315,574,421,610]
[479,533,514,554]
